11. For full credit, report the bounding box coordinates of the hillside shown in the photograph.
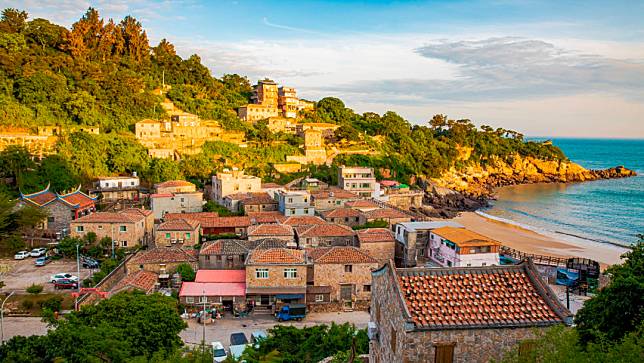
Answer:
[0,8,634,199]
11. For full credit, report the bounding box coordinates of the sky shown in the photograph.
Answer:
[5,0,644,138]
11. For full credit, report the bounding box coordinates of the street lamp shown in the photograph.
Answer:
[1,291,15,345]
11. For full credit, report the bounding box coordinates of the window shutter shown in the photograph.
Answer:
[434,343,455,363]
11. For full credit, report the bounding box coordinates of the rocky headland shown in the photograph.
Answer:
[414,154,637,218]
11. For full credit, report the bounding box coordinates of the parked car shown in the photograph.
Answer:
[211,341,227,363]
[53,278,78,289]
[14,251,30,260]
[30,248,47,257]
[50,273,79,283]
[81,257,99,269]
[34,256,52,266]
[229,332,250,360]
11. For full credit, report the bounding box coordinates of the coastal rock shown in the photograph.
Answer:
[429,154,637,198]
[416,180,487,218]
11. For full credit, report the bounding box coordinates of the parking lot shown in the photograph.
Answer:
[180,310,370,351]
[0,257,93,293]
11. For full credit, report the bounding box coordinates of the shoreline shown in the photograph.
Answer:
[452,211,628,267]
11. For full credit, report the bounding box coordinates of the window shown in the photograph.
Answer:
[447,261,452,267]
[98,225,103,230]
[48,216,55,223]
[76,226,84,232]
[363,284,371,292]
[434,344,455,363]
[165,233,171,239]
[344,265,353,273]
[199,296,208,303]
[304,208,309,214]
[256,268,269,279]
[186,297,194,303]
[284,268,297,279]
[482,262,487,266]
[185,232,191,239]
[121,240,127,247]
[119,225,127,232]
[315,294,324,302]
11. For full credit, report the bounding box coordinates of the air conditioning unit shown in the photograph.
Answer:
[367,321,378,340]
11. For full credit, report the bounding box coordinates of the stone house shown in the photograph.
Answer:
[198,239,249,270]
[428,227,501,268]
[356,228,396,265]
[361,208,411,229]
[150,191,203,219]
[223,192,277,213]
[180,270,246,310]
[212,169,262,204]
[111,270,158,295]
[166,214,253,237]
[295,223,356,248]
[319,208,365,227]
[19,184,96,236]
[310,187,359,211]
[394,221,464,267]
[369,261,573,363]
[281,215,327,227]
[154,218,200,248]
[247,223,295,245]
[127,248,198,275]
[70,209,153,248]
[245,248,308,312]
[308,246,378,310]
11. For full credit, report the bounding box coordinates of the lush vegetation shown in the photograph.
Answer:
[499,241,644,362]
[0,190,47,253]
[0,291,202,363]
[235,323,368,363]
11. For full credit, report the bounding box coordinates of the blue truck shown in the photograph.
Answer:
[275,304,306,322]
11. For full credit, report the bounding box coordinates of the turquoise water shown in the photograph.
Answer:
[484,138,644,247]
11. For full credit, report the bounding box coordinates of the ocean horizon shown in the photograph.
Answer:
[483,138,644,248]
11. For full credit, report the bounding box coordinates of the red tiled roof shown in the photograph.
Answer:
[311,188,358,200]
[167,215,252,228]
[240,193,278,206]
[200,239,248,255]
[73,211,142,224]
[154,180,195,188]
[247,211,286,223]
[394,262,572,330]
[247,223,294,237]
[247,248,306,265]
[309,246,378,264]
[320,208,361,219]
[112,270,158,294]
[282,215,327,226]
[129,248,197,265]
[165,212,219,220]
[363,208,409,220]
[261,183,283,189]
[195,270,245,283]
[121,208,153,217]
[157,219,199,231]
[58,191,95,208]
[22,191,57,206]
[356,228,395,244]
[345,200,380,208]
[296,223,355,238]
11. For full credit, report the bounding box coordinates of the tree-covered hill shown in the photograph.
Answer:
[0,7,567,193]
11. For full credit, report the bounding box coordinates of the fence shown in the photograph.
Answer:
[500,246,568,267]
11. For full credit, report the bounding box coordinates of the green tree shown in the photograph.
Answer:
[176,263,196,282]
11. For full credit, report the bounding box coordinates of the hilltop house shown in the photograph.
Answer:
[369,261,573,363]
[338,166,378,198]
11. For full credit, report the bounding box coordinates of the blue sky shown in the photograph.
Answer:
[6,0,644,137]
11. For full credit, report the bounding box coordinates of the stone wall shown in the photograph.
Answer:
[71,220,145,248]
[199,254,246,270]
[359,242,395,266]
[79,254,133,307]
[126,260,197,275]
[308,300,370,313]
[314,263,377,302]
[245,264,308,289]
[154,228,199,248]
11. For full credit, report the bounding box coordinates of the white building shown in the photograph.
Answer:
[428,227,501,267]
[338,166,378,198]
[277,190,314,216]
[211,168,262,204]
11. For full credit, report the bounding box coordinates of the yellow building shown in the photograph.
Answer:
[286,129,327,165]
[238,104,279,122]
[278,87,299,118]
[251,79,279,108]
[238,79,315,122]
[212,168,262,204]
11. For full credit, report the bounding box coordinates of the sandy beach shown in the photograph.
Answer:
[453,212,629,267]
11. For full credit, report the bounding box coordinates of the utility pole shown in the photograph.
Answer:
[74,243,81,311]
[1,291,15,345]
[202,287,206,360]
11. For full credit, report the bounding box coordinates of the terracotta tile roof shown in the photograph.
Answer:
[200,239,248,255]
[154,180,195,188]
[112,270,158,294]
[73,211,142,224]
[311,188,358,200]
[58,190,96,208]
[296,223,355,238]
[157,218,199,231]
[261,183,283,189]
[247,223,294,237]
[121,208,153,217]
[129,247,197,265]
[247,248,306,265]
[363,208,409,220]
[345,200,380,209]
[247,238,289,250]
[240,193,278,206]
[394,262,572,330]
[164,212,219,222]
[168,216,252,228]
[431,227,501,248]
[308,246,378,264]
[320,208,362,219]
[22,191,57,206]
[282,215,327,226]
[356,228,395,244]
[247,212,286,223]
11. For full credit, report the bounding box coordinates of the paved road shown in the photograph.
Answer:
[0,258,93,293]
[1,317,50,342]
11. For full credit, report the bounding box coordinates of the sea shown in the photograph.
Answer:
[480,138,644,248]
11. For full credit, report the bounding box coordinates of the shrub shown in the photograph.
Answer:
[20,300,33,310]
[176,263,195,282]
[39,295,63,312]
[26,284,43,294]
